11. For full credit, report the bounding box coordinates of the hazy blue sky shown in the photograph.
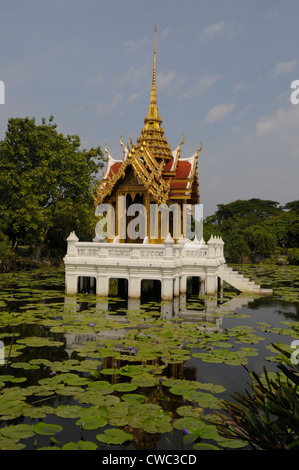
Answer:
[0,0,298,216]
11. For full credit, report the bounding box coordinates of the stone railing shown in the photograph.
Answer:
[65,232,225,263]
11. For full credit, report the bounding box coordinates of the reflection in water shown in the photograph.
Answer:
[63,293,254,357]
[1,267,298,450]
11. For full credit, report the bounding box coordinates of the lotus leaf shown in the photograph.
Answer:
[56,386,83,396]
[62,440,98,450]
[10,362,40,370]
[141,415,173,434]
[215,436,248,448]
[193,442,220,450]
[131,375,158,387]
[75,415,108,429]
[0,440,26,450]
[122,393,147,403]
[173,417,206,431]
[99,368,120,375]
[0,423,35,440]
[88,380,114,394]
[195,424,219,440]
[16,337,64,347]
[112,383,137,392]
[0,400,28,420]
[23,405,54,419]
[0,375,15,382]
[127,405,171,431]
[120,365,152,377]
[79,405,108,419]
[55,405,83,418]
[176,406,203,417]
[34,422,63,436]
[96,428,133,445]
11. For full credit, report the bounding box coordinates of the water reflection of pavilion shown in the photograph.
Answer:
[63,294,255,357]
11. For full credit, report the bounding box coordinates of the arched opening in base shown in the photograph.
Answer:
[141,279,161,302]
[109,278,128,297]
[77,276,96,294]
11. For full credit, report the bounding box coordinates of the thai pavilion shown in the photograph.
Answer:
[64,27,271,300]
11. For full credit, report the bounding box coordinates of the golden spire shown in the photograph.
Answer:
[134,25,173,162]
[147,25,159,120]
[150,24,157,106]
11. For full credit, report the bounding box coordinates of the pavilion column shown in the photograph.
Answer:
[199,277,205,295]
[128,271,141,298]
[206,268,218,295]
[180,275,187,295]
[96,274,109,297]
[161,274,174,300]
[174,276,180,297]
[65,267,78,295]
[145,193,151,242]
[117,194,126,242]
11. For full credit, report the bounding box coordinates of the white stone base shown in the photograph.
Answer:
[64,232,272,299]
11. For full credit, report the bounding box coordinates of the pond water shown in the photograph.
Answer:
[0,265,298,451]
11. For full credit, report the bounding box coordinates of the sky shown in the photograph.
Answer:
[0,0,298,216]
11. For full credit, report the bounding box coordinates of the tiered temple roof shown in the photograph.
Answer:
[95,26,201,207]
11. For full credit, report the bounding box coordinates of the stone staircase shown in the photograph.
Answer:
[218,265,272,295]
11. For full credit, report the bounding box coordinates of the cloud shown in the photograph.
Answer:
[233,82,246,93]
[96,92,122,115]
[202,103,236,124]
[195,74,224,94]
[200,21,225,40]
[266,10,278,21]
[256,105,299,136]
[161,26,172,38]
[127,91,143,105]
[181,74,224,99]
[200,21,241,41]
[157,70,179,90]
[274,60,297,76]
[236,104,252,119]
[112,64,148,90]
[123,36,150,53]
[86,72,105,87]
[231,126,240,135]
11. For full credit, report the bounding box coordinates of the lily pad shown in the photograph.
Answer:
[75,415,108,430]
[193,442,220,450]
[55,405,83,419]
[100,368,120,375]
[96,428,133,445]
[62,440,98,450]
[131,375,158,387]
[16,337,64,348]
[112,383,137,392]
[0,423,36,440]
[173,417,206,431]
[34,422,63,436]
[122,393,147,403]
[88,381,114,394]
[141,415,173,434]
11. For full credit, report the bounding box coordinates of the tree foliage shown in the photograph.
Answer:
[204,198,299,264]
[0,116,104,261]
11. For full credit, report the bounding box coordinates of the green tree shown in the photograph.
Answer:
[244,225,277,260]
[0,116,104,260]
[212,199,281,224]
[284,200,299,213]
[204,198,299,263]
[224,232,250,264]
[264,211,299,252]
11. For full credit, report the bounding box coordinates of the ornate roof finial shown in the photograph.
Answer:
[150,24,157,106]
